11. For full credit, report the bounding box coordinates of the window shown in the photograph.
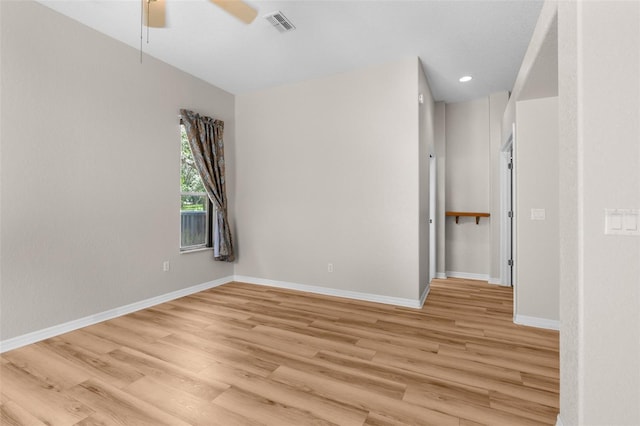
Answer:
[180,124,213,251]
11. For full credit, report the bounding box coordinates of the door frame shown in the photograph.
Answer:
[429,153,437,282]
[500,124,516,292]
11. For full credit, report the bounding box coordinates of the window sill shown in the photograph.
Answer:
[180,247,213,255]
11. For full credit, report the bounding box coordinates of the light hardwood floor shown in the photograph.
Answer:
[0,278,559,425]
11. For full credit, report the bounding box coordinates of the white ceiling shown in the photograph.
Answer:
[39,0,544,103]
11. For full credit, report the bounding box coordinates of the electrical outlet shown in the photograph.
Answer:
[163,261,170,272]
[327,263,334,273]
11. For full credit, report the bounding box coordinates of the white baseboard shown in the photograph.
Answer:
[514,314,560,331]
[419,282,430,307]
[1,274,430,353]
[488,277,502,285]
[0,276,234,353]
[446,271,490,282]
[555,414,564,426]
[234,275,426,309]
[435,272,447,279]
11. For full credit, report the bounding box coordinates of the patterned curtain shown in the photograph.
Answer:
[180,109,235,262]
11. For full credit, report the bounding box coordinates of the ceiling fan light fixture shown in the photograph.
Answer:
[210,0,258,24]
[143,0,166,28]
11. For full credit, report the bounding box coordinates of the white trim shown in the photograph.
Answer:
[179,247,213,255]
[555,414,564,426]
[1,275,431,353]
[429,154,437,283]
[0,276,234,353]
[445,271,490,282]
[435,272,447,279]
[514,314,560,331]
[234,275,427,309]
[511,123,518,317]
[500,129,515,289]
[419,282,430,307]
[488,277,503,285]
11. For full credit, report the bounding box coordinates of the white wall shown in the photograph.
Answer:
[445,98,490,278]
[0,1,235,340]
[434,102,446,277]
[559,1,640,424]
[234,57,432,301]
[501,1,558,315]
[515,97,559,322]
[503,2,558,150]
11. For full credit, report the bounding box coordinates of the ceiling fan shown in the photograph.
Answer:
[143,0,258,28]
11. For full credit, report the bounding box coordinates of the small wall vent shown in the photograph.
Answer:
[264,11,296,33]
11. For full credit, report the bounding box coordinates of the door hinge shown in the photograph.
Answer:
[429,219,433,224]
[508,162,513,170]
[508,259,514,267]
[508,211,513,218]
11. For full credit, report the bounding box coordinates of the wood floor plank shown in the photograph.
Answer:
[0,278,559,425]
[204,362,368,426]
[67,379,190,426]
[313,349,492,406]
[253,324,376,360]
[0,362,93,425]
[437,344,559,378]
[124,375,234,425]
[403,383,544,426]
[270,365,460,426]
[39,338,144,389]
[489,390,559,423]
[371,345,524,384]
[520,371,560,394]
[54,329,122,355]
[465,341,559,367]
[82,320,167,349]
[160,331,281,377]
[195,333,408,400]
[107,346,230,400]
[311,319,450,352]
[214,386,337,426]
[1,343,90,391]
[0,399,49,426]
[202,324,320,358]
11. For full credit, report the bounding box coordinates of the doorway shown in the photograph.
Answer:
[500,126,515,290]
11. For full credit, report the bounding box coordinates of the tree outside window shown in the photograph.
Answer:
[180,124,212,250]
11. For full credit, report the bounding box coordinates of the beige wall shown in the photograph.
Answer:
[559,1,640,424]
[515,96,559,322]
[445,98,490,277]
[503,2,558,153]
[0,1,235,340]
[434,102,446,277]
[234,57,431,301]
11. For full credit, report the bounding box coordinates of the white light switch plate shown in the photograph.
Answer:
[605,209,640,236]
[531,208,546,220]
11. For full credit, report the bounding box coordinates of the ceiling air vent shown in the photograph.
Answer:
[264,11,296,33]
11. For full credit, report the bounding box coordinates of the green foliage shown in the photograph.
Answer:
[181,125,208,210]
[181,125,206,193]
[181,203,205,211]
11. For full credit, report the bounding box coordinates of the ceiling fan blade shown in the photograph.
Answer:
[143,0,166,28]
[209,0,258,24]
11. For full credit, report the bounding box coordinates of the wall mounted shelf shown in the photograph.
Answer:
[446,211,490,225]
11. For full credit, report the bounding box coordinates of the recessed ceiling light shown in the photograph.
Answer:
[459,76,473,83]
